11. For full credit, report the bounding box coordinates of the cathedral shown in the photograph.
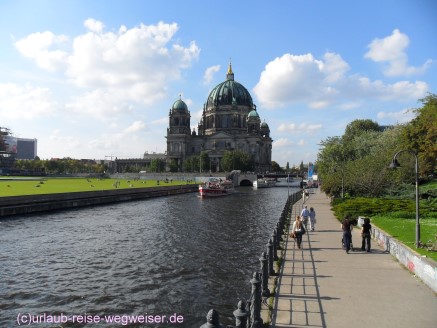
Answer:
[166,63,272,172]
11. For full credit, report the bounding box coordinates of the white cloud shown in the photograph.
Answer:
[84,18,105,33]
[0,83,57,119]
[254,51,429,110]
[354,77,428,101]
[65,88,134,119]
[365,29,432,76]
[322,52,350,83]
[124,121,146,133]
[14,19,200,112]
[203,65,220,85]
[272,138,293,147]
[277,122,322,134]
[14,31,68,71]
[377,108,415,124]
[253,53,325,108]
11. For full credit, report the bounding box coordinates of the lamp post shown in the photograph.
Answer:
[389,150,420,247]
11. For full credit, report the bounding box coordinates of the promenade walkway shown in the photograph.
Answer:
[270,188,437,328]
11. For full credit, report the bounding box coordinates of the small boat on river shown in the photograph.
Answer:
[199,178,235,197]
[253,178,276,189]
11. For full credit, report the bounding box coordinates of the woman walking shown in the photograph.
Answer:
[309,207,316,231]
[290,215,306,249]
[341,216,353,253]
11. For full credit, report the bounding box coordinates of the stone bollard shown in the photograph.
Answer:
[259,252,270,297]
[249,272,263,328]
[233,300,249,328]
[267,239,275,276]
[200,309,225,328]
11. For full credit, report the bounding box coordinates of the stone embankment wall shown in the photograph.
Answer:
[372,226,437,293]
[0,185,198,217]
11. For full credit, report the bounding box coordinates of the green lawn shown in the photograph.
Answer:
[0,177,196,197]
[371,215,437,261]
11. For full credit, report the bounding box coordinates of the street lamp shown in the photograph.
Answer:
[389,150,420,247]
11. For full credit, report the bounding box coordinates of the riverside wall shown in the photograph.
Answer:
[372,225,437,293]
[0,184,199,218]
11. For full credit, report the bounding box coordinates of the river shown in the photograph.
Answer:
[0,185,299,327]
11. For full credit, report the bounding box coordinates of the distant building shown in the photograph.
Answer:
[1,127,38,172]
[105,152,167,173]
[166,62,272,172]
[16,138,38,160]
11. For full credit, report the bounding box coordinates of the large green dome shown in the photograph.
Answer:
[206,64,253,108]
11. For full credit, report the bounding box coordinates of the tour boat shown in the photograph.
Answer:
[199,178,235,197]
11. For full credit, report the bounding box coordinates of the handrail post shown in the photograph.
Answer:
[267,239,275,276]
[249,272,263,328]
[272,233,279,261]
[259,252,270,297]
[200,309,225,328]
[233,300,249,328]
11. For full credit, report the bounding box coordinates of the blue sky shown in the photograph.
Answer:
[1,0,436,167]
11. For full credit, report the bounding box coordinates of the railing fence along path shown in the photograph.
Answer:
[199,191,303,328]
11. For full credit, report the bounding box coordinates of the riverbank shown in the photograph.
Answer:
[0,184,198,217]
[269,189,437,328]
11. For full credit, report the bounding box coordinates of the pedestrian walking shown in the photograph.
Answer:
[290,215,306,249]
[309,207,316,231]
[361,218,372,252]
[341,216,353,253]
[300,206,310,230]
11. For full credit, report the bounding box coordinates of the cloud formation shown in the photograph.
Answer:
[0,83,58,119]
[203,65,220,85]
[253,32,429,110]
[365,29,433,77]
[14,19,200,119]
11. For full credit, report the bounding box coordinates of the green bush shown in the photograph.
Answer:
[333,197,417,221]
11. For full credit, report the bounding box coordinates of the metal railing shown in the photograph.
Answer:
[199,191,302,327]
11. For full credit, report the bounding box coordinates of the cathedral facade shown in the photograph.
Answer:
[166,63,272,172]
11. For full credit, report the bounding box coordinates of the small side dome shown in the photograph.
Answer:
[172,99,188,111]
[261,121,269,129]
[248,110,260,118]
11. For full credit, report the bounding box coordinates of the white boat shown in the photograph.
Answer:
[253,178,276,189]
[199,178,235,197]
[275,178,302,188]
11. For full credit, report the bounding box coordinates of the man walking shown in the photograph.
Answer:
[300,206,310,230]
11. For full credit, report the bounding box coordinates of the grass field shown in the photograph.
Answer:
[371,215,437,261]
[0,177,197,197]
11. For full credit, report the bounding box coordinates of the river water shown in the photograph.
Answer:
[0,186,298,327]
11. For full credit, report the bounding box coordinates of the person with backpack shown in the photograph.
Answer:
[290,215,306,249]
[361,218,372,252]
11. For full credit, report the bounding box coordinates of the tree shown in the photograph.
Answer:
[401,93,437,178]
[182,156,199,172]
[149,158,164,172]
[317,136,345,197]
[221,150,253,172]
[317,123,404,197]
[200,151,209,173]
[343,119,380,142]
[299,161,305,175]
[271,161,281,172]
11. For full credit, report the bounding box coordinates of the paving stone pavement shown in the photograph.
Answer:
[269,189,437,328]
